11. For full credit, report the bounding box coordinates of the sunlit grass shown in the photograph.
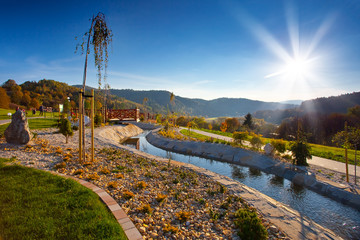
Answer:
[185,128,359,166]
[0,158,126,240]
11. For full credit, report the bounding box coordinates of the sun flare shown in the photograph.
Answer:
[284,57,310,77]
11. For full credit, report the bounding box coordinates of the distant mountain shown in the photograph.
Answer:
[107,89,296,117]
[253,91,360,124]
[299,92,360,114]
[280,100,303,105]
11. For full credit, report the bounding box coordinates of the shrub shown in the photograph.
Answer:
[94,114,102,126]
[270,139,286,153]
[175,211,193,222]
[87,172,100,180]
[163,224,178,233]
[115,173,124,179]
[59,118,73,143]
[234,208,268,240]
[135,181,147,190]
[123,190,135,199]
[54,162,66,169]
[138,203,152,214]
[233,131,249,145]
[290,140,311,166]
[155,193,167,203]
[250,135,263,150]
[100,168,110,174]
[107,181,119,189]
[74,169,84,175]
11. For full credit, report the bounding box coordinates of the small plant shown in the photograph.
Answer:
[172,178,180,184]
[116,165,126,171]
[55,148,62,154]
[155,193,167,203]
[107,181,118,189]
[123,190,135,199]
[135,181,147,190]
[144,171,153,178]
[115,173,124,179]
[220,201,230,210]
[74,169,84,175]
[54,162,66,169]
[87,172,100,180]
[218,183,227,193]
[234,208,268,240]
[250,135,263,150]
[163,224,178,233]
[100,168,110,174]
[138,203,152,214]
[209,208,221,220]
[175,211,193,222]
[59,118,74,143]
[270,139,286,154]
[198,198,206,205]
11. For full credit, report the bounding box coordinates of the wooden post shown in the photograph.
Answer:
[79,90,83,163]
[91,89,94,162]
[345,121,349,183]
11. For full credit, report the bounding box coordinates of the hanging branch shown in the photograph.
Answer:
[76,12,113,90]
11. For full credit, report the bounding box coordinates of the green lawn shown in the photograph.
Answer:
[0,108,60,120]
[189,128,359,166]
[0,158,126,240]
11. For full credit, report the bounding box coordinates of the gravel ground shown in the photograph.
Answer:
[0,127,290,239]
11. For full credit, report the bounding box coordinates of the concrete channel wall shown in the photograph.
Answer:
[146,129,360,210]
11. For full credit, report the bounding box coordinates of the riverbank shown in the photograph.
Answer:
[0,124,342,239]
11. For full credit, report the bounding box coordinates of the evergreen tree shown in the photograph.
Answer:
[243,113,254,129]
[59,118,74,143]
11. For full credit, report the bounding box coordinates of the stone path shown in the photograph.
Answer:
[181,127,360,176]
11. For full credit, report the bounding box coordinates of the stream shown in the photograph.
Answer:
[123,131,360,239]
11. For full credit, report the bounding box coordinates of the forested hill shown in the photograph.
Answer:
[253,91,360,124]
[299,92,360,114]
[108,89,295,117]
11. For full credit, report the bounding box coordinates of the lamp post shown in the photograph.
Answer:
[67,97,71,117]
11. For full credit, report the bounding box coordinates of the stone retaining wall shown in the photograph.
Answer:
[146,129,360,210]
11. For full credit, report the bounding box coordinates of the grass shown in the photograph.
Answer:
[180,129,228,144]
[184,128,360,166]
[0,157,126,240]
[0,117,59,137]
[0,108,60,120]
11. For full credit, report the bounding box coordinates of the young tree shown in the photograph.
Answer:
[250,135,263,150]
[290,126,312,166]
[233,131,249,145]
[243,113,254,129]
[187,120,198,136]
[225,117,240,133]
[59,118,74,143]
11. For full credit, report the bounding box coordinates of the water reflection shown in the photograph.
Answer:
[270,175,284,186]
[288,183,306,200]
[248,167,262,177]
[231,166,247,179]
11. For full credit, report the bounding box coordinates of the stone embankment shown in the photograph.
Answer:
[146,129,360,210]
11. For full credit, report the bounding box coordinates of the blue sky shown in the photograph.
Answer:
[1,0,359,102]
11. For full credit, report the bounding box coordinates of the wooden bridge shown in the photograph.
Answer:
[106,108,140,121]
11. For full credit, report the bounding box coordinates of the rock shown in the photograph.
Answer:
[5,110,32,144]
[269,225,278,232]
[264,143,274,155]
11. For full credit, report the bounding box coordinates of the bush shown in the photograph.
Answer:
[290,140,311,166]
[234,208,268,240]
[250,135,263,150]
[270,139,286,153]
[94,114,102,126]
[233,131,249,145]
[59,118,73,143]
[175,211,193,222]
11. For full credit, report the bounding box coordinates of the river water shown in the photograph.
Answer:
[123,131,360,239]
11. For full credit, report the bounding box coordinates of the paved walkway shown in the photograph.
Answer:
[180,127,360,176]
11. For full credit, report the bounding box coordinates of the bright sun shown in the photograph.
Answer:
[284,57,310,77]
